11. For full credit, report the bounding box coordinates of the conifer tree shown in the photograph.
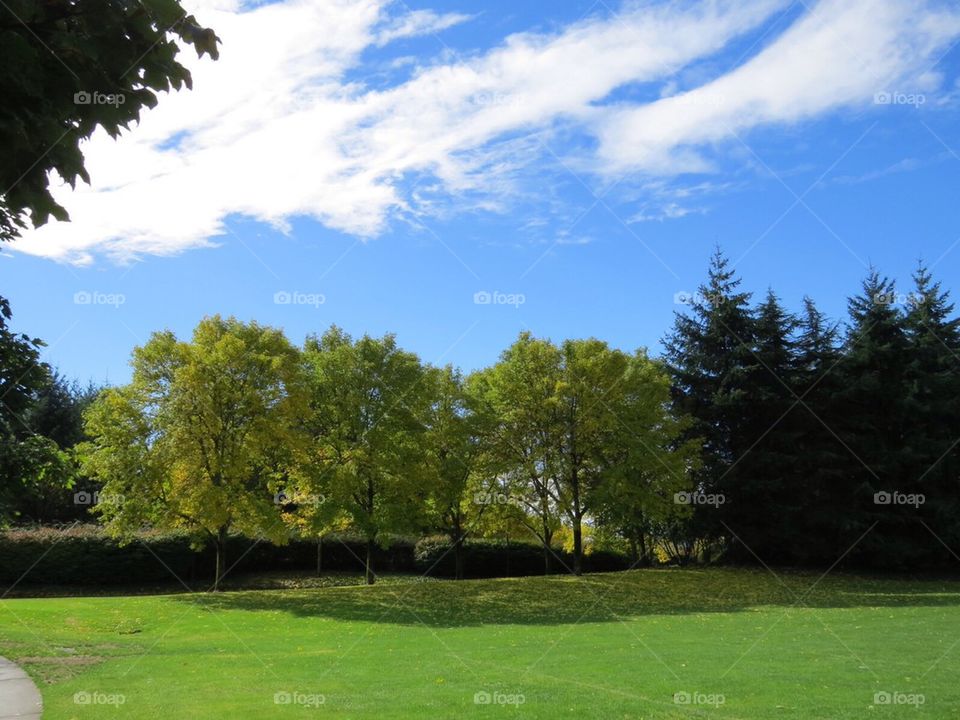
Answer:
[729,290,800,561]
[835,270,911,566]
[791,296,850,564]
[664,248,756,545]
[902,263,960,562]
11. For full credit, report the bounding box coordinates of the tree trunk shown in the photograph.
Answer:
[570,438,583,576]
[542,525,553,575]
[316,535,323,577]
[503,530,510,576]
[365,476,376,585]
[213,525,227,592]
[365,537,375,585]
[454,532,465,581]
[572,519,583,576]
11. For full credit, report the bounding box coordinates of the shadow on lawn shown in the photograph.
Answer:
[171,568,960,627]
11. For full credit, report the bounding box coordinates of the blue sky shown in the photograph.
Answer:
[4,0,960,384]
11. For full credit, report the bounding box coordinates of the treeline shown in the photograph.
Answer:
[666,250,960,569]
[0,297,99,524]
[76,322,692,588]
[0,296,698,586]
[2,248,958,584]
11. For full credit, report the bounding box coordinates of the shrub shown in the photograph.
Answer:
[0,526,416,587]
[414,536,631,578]
[0,527,630,588]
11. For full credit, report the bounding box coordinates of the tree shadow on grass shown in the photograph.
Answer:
[170,567,960,627]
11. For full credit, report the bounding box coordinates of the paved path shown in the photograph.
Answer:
[0,657,42,719]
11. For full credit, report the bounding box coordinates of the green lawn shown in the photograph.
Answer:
[1,568,958,718]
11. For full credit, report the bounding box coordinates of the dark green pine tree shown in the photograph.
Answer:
[730,289,802,562]
[663,248,757,545]
[0,296,51,522]
[15,372,102,524]
[791,296,851,564]
[24,372,99,450]
[902,263,960,563]
[835,269,911,567]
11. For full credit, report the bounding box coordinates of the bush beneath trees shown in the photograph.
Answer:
[413,536,631,578]
[0,526,415,587]
[0,527,633,587]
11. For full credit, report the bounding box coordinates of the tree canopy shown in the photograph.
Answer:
[80,316,307,589]
[9,248,959,583]
[0,0,218,242]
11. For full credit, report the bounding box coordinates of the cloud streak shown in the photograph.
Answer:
[11,0,960,264]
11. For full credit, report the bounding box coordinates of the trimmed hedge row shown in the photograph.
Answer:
[0,526,414,586]
[415,536,632,578]
[0,526,631,587]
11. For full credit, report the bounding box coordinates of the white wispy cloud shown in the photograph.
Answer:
[375,8,473,46]
[828,152,951,185]
[595,0,960,174]
[11,0,960,264]
[629,203,703,223]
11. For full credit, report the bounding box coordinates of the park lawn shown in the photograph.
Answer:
[1,568,958,719]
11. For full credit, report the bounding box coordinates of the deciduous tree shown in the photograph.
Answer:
[303,327,432,585]
[81,316,307,589]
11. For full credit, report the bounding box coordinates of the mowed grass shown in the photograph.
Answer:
[1,568,959,718]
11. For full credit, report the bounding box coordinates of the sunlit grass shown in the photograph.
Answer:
[1,568,958,718]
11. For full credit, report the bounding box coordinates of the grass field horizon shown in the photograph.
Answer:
[2,567,958,718]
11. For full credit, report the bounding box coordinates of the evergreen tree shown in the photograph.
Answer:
[14,372,101,523]
[25,372,99,450]
[729,289,801,562]
[835,270,911,567]
[790,296,851,564]
[902,263,960,562]
[664,248,756,546]
[0,295,55,525]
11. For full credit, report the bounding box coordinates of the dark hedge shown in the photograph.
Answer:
[0,526,631,588]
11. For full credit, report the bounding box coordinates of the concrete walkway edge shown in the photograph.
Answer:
[0,657,42,719]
